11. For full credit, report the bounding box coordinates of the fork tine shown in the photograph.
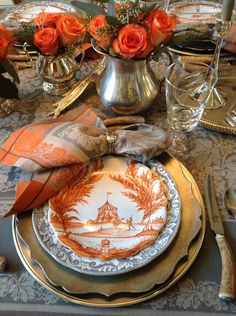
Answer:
[225,114,236,126]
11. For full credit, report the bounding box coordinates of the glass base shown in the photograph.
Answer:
[205,87,226,110]
[0,98,15,118]
[43,79,75,96]
[169,131,194,154]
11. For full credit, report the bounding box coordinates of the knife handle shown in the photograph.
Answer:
[216,234,236,300]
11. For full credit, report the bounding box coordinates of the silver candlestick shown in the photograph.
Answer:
[206,16,232,110]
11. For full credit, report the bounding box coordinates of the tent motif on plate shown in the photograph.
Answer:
[96,193,120,224]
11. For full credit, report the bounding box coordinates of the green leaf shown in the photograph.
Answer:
[0,75,19,99]
[0,63,5,74]
[2,60,20,84]
[106,16,123,27]
[71,1,105,16]
[107,0,116,16]
[83,32,92,44]
[109,47,116,57]
[142,4,157,18]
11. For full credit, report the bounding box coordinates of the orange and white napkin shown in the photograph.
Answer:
[0,106,171,217]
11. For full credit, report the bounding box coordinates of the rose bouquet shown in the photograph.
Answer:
[73,0,176,60]
[16,12,92,95]
[0,24,20,99]
[32,12,89,56]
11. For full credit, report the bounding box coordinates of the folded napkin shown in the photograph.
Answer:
[0,106,171,218]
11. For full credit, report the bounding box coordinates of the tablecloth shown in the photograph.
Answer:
[0,56,236,316]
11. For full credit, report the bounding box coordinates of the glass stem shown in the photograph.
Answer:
[169,130,191,154]
[210,36,223,76]
[164,0,170,12]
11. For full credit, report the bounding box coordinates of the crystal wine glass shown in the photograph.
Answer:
[165,61,217,153]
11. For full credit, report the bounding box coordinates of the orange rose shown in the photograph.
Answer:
[33,12,60,27]
[144,9,176,46]
[0,24,16,60]
[112,24,153,59]
[56,13,85,45]
[33,28,59,56]
[89,15,112,50]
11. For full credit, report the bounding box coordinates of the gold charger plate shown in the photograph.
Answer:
[168,45,230,57]
[12,153,206,307]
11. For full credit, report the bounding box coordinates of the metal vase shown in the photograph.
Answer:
[96,55,159,115]
[36,53,77,96]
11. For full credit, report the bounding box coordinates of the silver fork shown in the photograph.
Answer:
[224,106,236,127]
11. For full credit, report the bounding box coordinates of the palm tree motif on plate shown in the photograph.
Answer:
[110,160,167,231]
[49,158,104,237]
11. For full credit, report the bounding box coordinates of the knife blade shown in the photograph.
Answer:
[204,175,236,300]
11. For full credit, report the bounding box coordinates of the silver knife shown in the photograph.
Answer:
[204,175,236,300]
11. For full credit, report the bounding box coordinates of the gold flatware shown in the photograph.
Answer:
[15,62,35,70]
[224,185,236,219]
[224,105,236,127]
[7,54,37,62]
[103,116,145,127]
[204,174,236,300]
[49,62,104,118]
[0,256,6,272]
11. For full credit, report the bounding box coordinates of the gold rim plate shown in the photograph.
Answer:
[12,154,206,307]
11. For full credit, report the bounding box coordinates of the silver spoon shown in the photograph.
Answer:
[224,185,236,219]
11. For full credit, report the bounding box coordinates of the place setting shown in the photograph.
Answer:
[0,0,236,311]
[12,120,205,305]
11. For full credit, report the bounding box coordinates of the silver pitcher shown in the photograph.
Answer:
[96,55,159,115]
[36,53,77,96]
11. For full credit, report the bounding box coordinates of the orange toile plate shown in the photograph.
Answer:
[48,156,173,261]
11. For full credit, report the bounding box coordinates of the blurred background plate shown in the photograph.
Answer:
[168,0,221,24]
[168,44,231,57]
[0,0,76,27]
[176,39,216,52]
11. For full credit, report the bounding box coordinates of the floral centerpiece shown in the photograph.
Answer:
[0,24,20,117]
[32,12,88,56]
[26,12,89,95]
[72,0,176,114]
[74,0,176,60]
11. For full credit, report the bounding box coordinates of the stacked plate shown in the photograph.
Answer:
[13,153,206,307]
[167,0,226,57]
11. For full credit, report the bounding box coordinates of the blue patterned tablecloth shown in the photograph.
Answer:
[0,57,236,315]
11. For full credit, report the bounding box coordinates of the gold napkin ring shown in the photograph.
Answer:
[104,132,117,152]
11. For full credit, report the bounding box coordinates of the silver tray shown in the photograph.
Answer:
[200,70,236,135]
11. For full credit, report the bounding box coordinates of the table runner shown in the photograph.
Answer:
[0,58,236,315]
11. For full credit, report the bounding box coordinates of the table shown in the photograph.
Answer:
[0,58,236,316]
